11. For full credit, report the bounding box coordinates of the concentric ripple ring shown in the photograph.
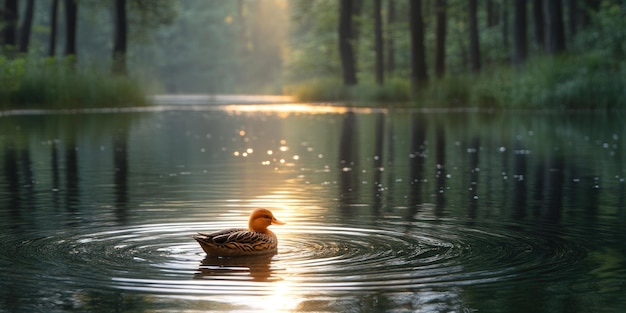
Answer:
[3,220,588,299]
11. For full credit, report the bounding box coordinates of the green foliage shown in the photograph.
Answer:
[288,52,625,111]
[284,0,626,110]
[3,0,622,109]
[466,54,626,110]
[0,57,148,110]
[422,75,475,108]
[356,77,410,102]
[0,56,27,94]
[284,0,341,82]
[572,1,626,59]
[128,0,179,41]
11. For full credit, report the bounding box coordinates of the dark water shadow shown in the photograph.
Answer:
[194,253,277,282]
[467,137,480,220]
[434,122,446,217]
[372,113,385,216]
[407,113,427,219]
[113,127,129,224]
[338,111,359,216]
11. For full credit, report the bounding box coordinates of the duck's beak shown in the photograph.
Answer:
[272,217,286,225]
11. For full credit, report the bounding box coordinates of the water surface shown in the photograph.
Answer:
[1,103,625,312]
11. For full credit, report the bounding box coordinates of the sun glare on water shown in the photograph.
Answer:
[220,103,381,117]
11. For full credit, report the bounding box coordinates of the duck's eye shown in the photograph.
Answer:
[264,214,270,219]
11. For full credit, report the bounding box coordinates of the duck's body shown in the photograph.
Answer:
[194,227,279,256]
[193,208,285,257]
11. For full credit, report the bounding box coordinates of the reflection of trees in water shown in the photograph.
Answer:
[408,113,426,219]
[384,113,396,213]
[532,155,565,223]
[0,112,621,235]
[338,111,358,216]
[2,143,36,231]
[51,141,60,209]
[467,137,480,220]
[3,144,21,229]
[512,139,527,220]
[434,123,446,216]
[113,129,129,224]
[0,114,139,229]
[372,113,385,215]
[65,136,80,224]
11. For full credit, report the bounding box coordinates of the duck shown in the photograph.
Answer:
[193,208,285,256]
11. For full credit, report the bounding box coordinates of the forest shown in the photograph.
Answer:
[0,0,624,109]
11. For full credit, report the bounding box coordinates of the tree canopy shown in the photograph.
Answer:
[1,0,624,106]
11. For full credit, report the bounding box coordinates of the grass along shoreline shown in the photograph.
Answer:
[0,57,149,110]
[285,54,626,110]
[2,54,624,112]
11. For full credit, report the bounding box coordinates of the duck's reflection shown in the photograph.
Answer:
[195,253,278,282]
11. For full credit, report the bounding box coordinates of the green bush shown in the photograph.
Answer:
[483,55,625,110]
[350,77,410,103]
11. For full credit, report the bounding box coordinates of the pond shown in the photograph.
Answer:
[1,101,625,312]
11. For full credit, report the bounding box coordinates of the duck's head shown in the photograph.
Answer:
[248,208,285,233]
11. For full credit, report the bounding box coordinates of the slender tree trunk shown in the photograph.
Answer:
[374,0,384,85]
[468,0,481,72]
[486,0,497,27]
[64,0,78,58]
[567,0,577,36]
[49,0,59,57]
[2,0,18,48]
[408,0,427,95]
[513,0,527,66]
[18,0,35,53]
[434,0,447,78]
[385,0,396,75]
[338,0,357,86]
[532,0,544,48]
[502,1,510,48]
[112,0,128,75]
[544,0,566,54]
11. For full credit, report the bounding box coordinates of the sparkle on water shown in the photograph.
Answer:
[0,102,625,312]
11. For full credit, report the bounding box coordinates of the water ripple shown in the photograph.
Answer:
[2,220,588,302]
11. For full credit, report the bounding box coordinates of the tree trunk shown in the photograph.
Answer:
[409,0,427,94]
[434,0,447,78]
[338,0,357,86]
[2,0,18,48]
[64,0,78,58]
[18,0,35,53]
[468,0,481,72]
[374,0,384,85]
[502,1,509,48]
[385,0,396,75]
[567,0,577,37]
[532,0,544,48]
[544,0,566,54]
[513,0,527,66]
[112,0,128,75]
[486,0,498,27]
[49,0,59,57]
